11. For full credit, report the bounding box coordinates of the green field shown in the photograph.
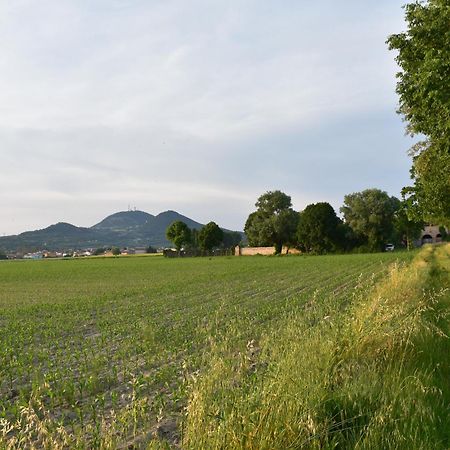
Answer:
[0,248,448,449]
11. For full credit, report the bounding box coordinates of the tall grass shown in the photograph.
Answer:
[183,244,449,449]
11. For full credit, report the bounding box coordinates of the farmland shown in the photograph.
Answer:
[0,247,448,449]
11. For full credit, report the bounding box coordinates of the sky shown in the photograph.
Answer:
[0,0,414,235]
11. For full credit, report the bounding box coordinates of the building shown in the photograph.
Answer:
[420,225,445,245]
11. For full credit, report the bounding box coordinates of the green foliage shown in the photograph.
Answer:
[402,144,450,226]
[145,246,157,254]
[336,221,363,252]
[297,202,341,253]
[165,221,192,251]
[244,211,271,247]
[439,226,448,241]
[222,231,242,249]
[111,247,121,256]
[394,199,425,249]
[93,247,106,256]
[387,0,450,225]
[190,228,199,249]
[255,190,292,214]
[198,222,223,251]
[245,191,298,253]
[340,188,400,251]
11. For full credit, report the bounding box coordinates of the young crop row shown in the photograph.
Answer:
[0,252,416,448]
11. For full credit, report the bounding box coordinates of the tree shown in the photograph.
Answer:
[393,199,424,250]
[387,0,450,225]
[222,231,242,249]
[111,247,121,256]
[340,189,400,251]
[244,212,271,247]
[255,190,292,215]
[244,191,299,254]
[190,228,199,250]
[166,221,192,252]
[297,202,340,253]
[335,221,362,252]
[401,147,450,226]
[439,226,448,242]
[198,222,224,251]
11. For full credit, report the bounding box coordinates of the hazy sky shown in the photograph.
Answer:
[1,0,413,234]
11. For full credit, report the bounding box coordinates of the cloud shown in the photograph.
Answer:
[0,0,412,235]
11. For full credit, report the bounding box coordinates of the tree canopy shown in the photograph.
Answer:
[297,202,341,253]
[166,221,192,251]
[387,0,450,225]
[340,189,400,251]
[393,199,424,250]
[222,231,242,249]
[198,222,224,251]
[244,191,298,254]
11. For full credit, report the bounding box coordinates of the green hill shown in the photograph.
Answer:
[92,210,154,231]
[0,210,239,252]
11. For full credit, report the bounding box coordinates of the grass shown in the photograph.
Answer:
[183,245,449,449]
[0,247,447,448]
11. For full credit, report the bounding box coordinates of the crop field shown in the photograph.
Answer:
[0,248,448,449]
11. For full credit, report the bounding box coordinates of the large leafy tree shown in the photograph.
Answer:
[387,0,450,225]
[198,222,224,251]
[166,221,192,252]
[244,191,298,254]
[340,189,400,251]
[393,199,425,250]
[297,202,341,253]
[244,211,273,247]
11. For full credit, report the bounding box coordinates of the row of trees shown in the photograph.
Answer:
[245,189,424,254]
[166,221,242,253]
[164,0,450,257]
[387,0,449,226]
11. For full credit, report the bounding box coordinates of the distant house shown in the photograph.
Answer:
[419,225,446,245]
[43,251,57,258]
[73,250,92,257]
[122,247,148,255]
[24,252,43,260]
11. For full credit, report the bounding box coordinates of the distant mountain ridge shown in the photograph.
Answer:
[0,210,233,252]
[93,210,154,230]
